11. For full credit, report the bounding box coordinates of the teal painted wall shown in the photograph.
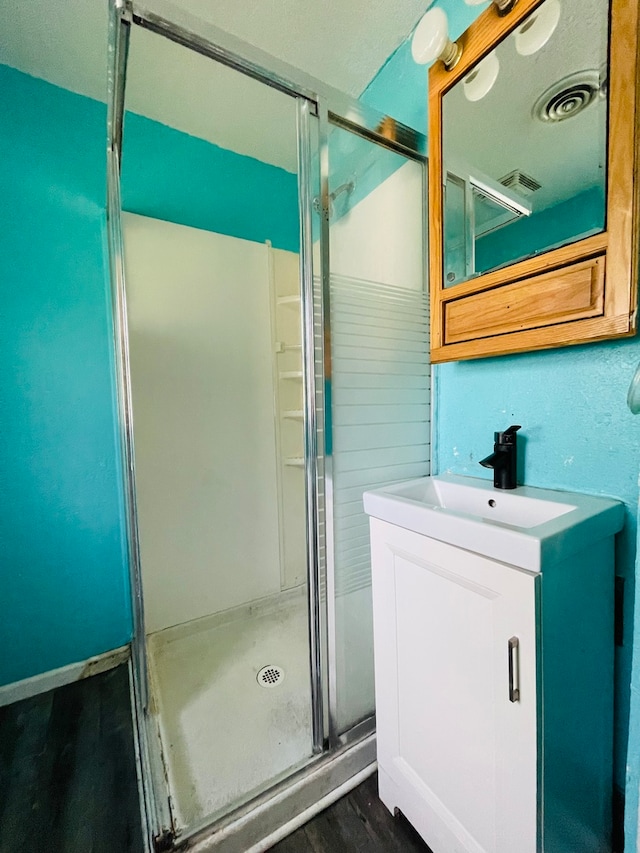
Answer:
[0,63,299,687]
[361,0,485,127]
[627,518,640,849]
[0,64,131,684]
[433,342,640,803]
[121,113,299,253]
[361,2,640,847]
[475,185,605,273]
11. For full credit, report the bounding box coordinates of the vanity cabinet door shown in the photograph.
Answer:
[370,519,538,853]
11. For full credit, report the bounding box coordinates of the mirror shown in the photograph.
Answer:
[428,0,639,363]
[442,0,609,287]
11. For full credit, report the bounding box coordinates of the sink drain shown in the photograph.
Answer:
[257,665,285,688]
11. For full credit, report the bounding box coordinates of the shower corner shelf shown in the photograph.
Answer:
[285,457,305,468]
[283,410,304,421]
[277,295,301,307]
[279,371,303,381]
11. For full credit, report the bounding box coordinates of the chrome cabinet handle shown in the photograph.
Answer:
[508,636,520,703]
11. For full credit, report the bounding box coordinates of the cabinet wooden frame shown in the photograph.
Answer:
[428,0,640,363]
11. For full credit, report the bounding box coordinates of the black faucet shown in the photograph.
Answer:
[479,425,522,490]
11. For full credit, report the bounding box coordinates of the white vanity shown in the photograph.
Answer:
[363,474,624,853]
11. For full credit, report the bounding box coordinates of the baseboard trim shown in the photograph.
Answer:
[0,645,131,708]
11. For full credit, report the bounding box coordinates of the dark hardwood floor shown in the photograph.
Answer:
[0,666,430,853]
[269,773,432,853]
[0,664,143,853]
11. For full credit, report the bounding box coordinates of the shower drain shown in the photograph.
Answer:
[257,665,285,688]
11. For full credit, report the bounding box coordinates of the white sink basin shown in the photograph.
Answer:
[363,474,624,571]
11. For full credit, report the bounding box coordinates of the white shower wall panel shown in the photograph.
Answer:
[123,213,285,633]
[325,153,428,732]
[329,162,424,290]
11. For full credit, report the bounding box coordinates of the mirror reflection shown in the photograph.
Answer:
[442,0,609,287]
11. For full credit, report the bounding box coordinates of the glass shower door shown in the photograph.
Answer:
[326,124,430,737]
[108,4,430,847]
[118,23,318,836]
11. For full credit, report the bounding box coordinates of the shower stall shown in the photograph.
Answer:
[106,2,429,850]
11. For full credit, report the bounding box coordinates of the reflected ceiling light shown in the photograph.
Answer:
[463,50,500,101]
[464,0,518,15]
[515,0,561,55]
[411,8,462,70]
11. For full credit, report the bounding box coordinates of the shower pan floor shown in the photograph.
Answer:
[147,588,313,831]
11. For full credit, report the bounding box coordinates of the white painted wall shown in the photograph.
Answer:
[329,161,424,289]
[123,213,289,633]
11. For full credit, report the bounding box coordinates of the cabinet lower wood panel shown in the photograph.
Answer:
[370,520,538,853]
[443,256,605,345]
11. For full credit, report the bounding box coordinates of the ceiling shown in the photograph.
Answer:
[0,0,433,171]
[125,24,302,172]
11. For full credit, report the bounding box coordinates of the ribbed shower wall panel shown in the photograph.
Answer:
[330,274,431,598]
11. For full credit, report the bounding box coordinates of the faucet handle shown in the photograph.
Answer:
[495,424,522,445]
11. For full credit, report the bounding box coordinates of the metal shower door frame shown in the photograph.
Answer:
[321,110,428,749]
[106,0,427,846]
[106,4,167,849]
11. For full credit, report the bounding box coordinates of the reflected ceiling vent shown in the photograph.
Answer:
[499,170,542,197]
[533,70,603,123]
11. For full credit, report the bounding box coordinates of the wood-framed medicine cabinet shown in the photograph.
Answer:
[428,0,640,363]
